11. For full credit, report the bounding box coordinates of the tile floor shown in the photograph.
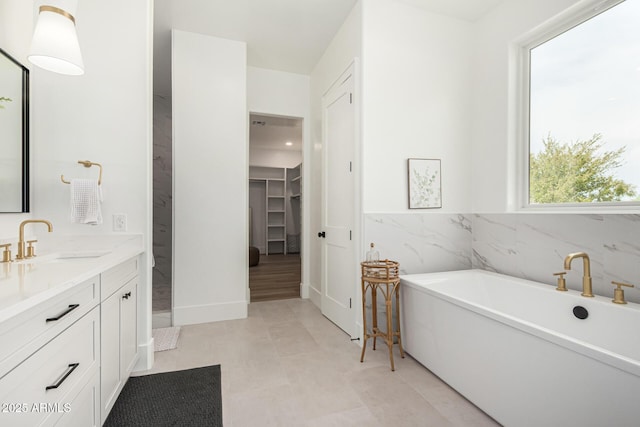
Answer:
[137,298,500,427]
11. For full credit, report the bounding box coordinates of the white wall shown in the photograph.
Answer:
[470,0,583,213]
[249,148,301,168]
[0,0,154,369]
[172,30,248,325]
[248,67,310,120]
[309,1,362,306]
[31,0,152,237]
[0,0,152,237]
[361,0,473,214]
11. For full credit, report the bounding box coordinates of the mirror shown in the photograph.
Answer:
[0,48,29,212]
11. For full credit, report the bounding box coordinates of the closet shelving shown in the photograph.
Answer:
[249,164,302,255]
[286,164,302,254]
[249,166,286,255]
[266,178,286,255]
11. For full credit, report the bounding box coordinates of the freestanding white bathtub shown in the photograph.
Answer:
[400,269,640,427]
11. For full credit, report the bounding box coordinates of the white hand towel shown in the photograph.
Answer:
[70,179,103,225]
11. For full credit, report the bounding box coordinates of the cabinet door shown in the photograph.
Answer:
[100,278,139,424]
[53,370,100,427]
[100,291,121,422]
[120,279,138,377]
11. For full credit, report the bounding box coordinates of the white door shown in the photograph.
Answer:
[320,65,357,337]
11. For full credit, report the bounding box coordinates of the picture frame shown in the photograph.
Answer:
[408,158,441,209]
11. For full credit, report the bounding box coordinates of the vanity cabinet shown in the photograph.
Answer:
[0,277,101,427]
[100,257,139,424]
[0,253,141,427]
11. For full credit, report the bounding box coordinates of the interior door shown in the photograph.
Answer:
[320,65,357,337]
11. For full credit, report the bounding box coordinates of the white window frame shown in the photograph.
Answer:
[515,0,639,212]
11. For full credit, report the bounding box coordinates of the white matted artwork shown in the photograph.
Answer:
[408,158,442,209]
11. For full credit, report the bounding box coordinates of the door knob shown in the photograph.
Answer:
[318,231,326,238]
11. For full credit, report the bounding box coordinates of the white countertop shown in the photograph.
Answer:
[0,234,144,323]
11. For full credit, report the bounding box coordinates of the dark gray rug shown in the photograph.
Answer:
[104,365,222,427]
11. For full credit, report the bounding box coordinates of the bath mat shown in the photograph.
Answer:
[104,365,222,427]
[153,326,181,352]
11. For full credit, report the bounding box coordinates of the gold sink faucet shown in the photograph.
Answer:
[16,219,53,260]
[563,252,593,297]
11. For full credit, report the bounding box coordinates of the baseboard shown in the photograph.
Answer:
[354,320,363,347]
[300,281,309,299]
[308,283,321,307]
[173,300,248,326]
[133,338,154,372]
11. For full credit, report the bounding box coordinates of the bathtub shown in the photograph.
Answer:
[400,269,640,427]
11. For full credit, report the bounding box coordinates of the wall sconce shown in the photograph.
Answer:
[28,1,84,75]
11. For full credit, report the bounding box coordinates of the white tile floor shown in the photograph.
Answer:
[137,298,500,427]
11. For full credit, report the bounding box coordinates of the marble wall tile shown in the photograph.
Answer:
[364,213,472,275]
[367,212,640,304]
[153,95,173,297]
[472,214,640,304]
[601,215,640,298]
[471,214,518,277]
[515,214,605,289]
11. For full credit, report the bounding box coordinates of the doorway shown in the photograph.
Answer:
[248,113,303,302]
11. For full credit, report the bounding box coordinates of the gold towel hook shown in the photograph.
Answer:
[61,160,103,185]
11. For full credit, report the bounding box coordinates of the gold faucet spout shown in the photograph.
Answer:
[16,219,53,260]
[563,252,593,297]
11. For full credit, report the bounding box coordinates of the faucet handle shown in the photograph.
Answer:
[553,271,567,291]
[26,240,37,258]
[0,243,11,263]
[611,281,634,304]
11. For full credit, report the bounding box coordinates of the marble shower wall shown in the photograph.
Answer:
[364,213,640,304]
[472,214,640,303]
[152,95,172,310]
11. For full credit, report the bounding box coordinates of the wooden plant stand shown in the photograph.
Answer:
[360,259,404,371]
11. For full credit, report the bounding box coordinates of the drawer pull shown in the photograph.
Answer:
[45,363,79,391]
[122,291,132,300]
[46,304,80,322]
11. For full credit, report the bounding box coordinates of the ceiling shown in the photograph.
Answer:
[250,114,303,152]
[153,0,504,96]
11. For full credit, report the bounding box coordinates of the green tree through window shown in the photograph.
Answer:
[530,134,636,204]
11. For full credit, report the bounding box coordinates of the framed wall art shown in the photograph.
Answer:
[408,158,441,209]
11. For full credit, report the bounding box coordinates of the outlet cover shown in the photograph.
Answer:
[113,214,127,232]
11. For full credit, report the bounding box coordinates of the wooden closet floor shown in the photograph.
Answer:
[249,254,301,302]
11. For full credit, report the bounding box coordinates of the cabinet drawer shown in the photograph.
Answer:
[0,307,99,427]
[101,257,138,301]
[0,276,99,378]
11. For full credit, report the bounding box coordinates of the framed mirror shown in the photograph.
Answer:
[0,48,29,212]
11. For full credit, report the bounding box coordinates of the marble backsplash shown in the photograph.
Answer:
[364,212,640,304]
[472,213,640,303]
[364,213,472,274]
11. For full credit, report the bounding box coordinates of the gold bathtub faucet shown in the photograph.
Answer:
[563,252,593,297]
[15,219,53,260]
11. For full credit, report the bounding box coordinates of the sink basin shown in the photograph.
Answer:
[14,251,110,264]
[54,251,110,260]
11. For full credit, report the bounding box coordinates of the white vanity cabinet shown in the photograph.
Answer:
[100,257,139,424]
[0,248,142,427]
[0,276,101,427]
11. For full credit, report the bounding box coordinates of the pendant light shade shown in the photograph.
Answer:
[28,4,84,75]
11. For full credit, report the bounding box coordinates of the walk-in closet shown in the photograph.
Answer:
[248,114,303,302]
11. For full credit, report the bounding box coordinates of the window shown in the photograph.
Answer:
[522,0,640,207]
